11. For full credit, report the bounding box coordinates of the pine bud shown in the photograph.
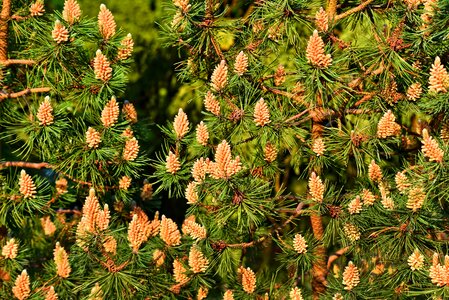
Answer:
[204,91,220,115]
[196,121,209,146]
[94,50,112,82]
[429,57,449,93]
[45,286,58,300]
[406,82,422,101]
[2,238,18,259]
[121,127,134,139]
[254,98,271,127]
[395,171,410,194]
[54,242,71,278]
[361,189,376,206]
[166,151,181,174]
[368,160,382,183]
[377,110,401,138]
[348,195,362,214]
[312,138,325,156]
[197,287,208,300]
[153,249,166,267]
[52,20,69,44]
[37,96,54,126]
[209,140,242,179]
[223,290,234,300]
[173,259,189,285]
[264,142,278,163]
[183,218,206,241]
[117,33,134,60]
[12,270,30,300]
[96,204,110,231]
[98,4,116,40]
[292,234,308,254]
[19,170,37,199]
[342,261,360,290]
[185,181,198,204]
[141,181,153,200]
[160,215,181,247]
[188,246,209,273]
[63,0,81,25]
[234,51,248,76]
[407,187,426,212]
[86,127,101,149]
[123,137,139,161]
[274,65,286,86]
[381,196,395,210]
[173,0,191,13]
[41,216,57,236]
[101,96,119,127]
[333,293,343,300]
[127,214,146,253]
[55,177,68,195]
[289,287,304,300]
[122,100,137,123]
[308,172,324,203]
[441,123,449,142]
[30,1,45,17]
[306,30,332,68]
[119,176,131,190]
[103,236,117,254]
[239,266,256,294]
[408,249,424,271]
[422,128,444,162]
[192,157,209,183]
[315,7,328,32]
[210,60,228,91]
[88,283,103,299]
[343,223,360,242]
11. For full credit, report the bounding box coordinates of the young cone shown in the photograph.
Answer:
[210,60,228,91]
[422,128,444,162]
[196,121,209,146]
[308,172,324,203]
[173,259,189,285]
[377,110,401,138]
[293,234,308,254]
[188,246,209,273]
[19,170,36,199]
[54,242,71,278]
[315,7,328,32]
[117,34,134,60]
[12,270,31,300]
[30,1,45,16]
[119,176,131,190]
[342,261,360,290]
[306,30,332,68]
[264,143,278,163]
[101,96,120,127]
[98,4,116,40]
[122,100,138,123]
[312,138,325,156]
[86,127,101,149]
[204,91,220,115]
[234,51,248,76]
[153,249,166,267]
[2,238,18,259]
[406,187,426,212]
[52,20,69,44]
[62,0,81,25]
[223,290,234,300]
[406,82,422,101]
[45,286,58,300]
[289,287,304,300]
[209,140,242,179]
[166,151,181,174]
[160,215,181,246]
[240,266,256,294]
[192,157,209,183]
[37,96,54,126]
[173,108,189,139]
[123,137,139,161]
[429,56,449,93]
[183,219,206,241]
[94,50,112,82]
[408,249,424,271]
[41,216,57,236]
[368,160,382,182]
[254,98,271,126]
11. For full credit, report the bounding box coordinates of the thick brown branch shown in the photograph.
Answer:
[0,0,11,61]
[0,87,51,101]
[335,0,376,21]
[0,59,35,66]
[0,161,50,169]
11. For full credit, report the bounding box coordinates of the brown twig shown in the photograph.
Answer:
[0,59,35,66]
[327,246,350,269]
[0,87,51,101]
[335,0,376,21]
[0,161,50,169]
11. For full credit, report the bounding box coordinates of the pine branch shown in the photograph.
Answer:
[0,59,35,66]
[327,246,350,269]
[0,87,51,101]
[335,0,376,21]
[0,161,50,169]
[0,0,11,61]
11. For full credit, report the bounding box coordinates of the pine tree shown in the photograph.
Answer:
[3,0,449,299]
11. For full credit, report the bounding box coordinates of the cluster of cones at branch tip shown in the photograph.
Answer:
[4,0,449,299]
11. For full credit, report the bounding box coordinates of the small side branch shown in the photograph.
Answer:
[335,0,376,21]
[0,59,35,66]
[327,246,350,269]
[0,87,51,101]
[0,161,50,169]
